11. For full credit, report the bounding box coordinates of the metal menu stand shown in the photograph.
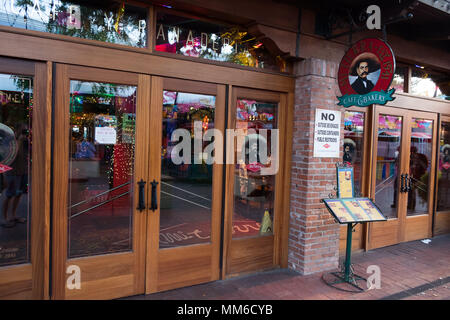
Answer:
[321,163,387,292]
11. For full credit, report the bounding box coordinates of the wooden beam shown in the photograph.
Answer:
[0,30,294,93]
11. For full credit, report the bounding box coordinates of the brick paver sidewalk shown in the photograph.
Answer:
[125,234,450,300]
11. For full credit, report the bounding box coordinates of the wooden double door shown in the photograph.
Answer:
[368,105,438,249]
[51,65,287,299]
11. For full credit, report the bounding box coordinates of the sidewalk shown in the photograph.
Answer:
[125,234,450,300]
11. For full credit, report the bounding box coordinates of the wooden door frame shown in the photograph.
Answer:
[368,106,438,249]
[367,105,410,249]
[0,31,293,94]
[402,110,437,242]
[145,77,225,294]
[0,57,51,299]
[434,115,450,235]
[222,87,288,278]
[52,64,149,299]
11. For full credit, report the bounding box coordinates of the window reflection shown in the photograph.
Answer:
[437,121,450,212]
[343,111,364,194]
[160,91,215,249]
[410,68,445,99]
[233,100,277,239]
[68,81,136,258]
[390,66,407,93]
[0,73,32,267]
[155,11,285,72]
[375,115,402,219]
[0,1,147,47]
[407,119,433,216]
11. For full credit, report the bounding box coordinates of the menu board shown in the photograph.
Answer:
[323,197,386,224]
[337,167,354,198]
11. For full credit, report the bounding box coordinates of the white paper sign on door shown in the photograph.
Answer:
[95,127,117,144]
[313,109,341,158]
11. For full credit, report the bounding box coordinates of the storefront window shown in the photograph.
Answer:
[155,11,285,72]
[390,66,407,93]
[410,67,445,99]
[159,91,215,249]
[68,81,136,258]
[0,1,147,47]
[233,99,277,239]
[0,73,32,267]
[343,111,364,195]
[437,121,450,212]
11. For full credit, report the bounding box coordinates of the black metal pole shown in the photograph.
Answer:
[344,223,353,282]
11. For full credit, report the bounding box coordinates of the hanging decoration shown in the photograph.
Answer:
[202,115,209,131]
[114,2,125,34]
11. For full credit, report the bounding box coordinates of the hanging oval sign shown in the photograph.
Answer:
[337,38,396,107]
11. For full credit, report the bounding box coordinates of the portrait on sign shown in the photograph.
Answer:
[349,53,381,95]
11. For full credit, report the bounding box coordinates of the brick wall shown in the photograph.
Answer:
[288,58,345,275]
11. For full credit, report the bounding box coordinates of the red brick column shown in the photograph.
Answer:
[288,58,344,275]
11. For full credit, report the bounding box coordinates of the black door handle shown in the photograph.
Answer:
[150,180,159,211]
[137,179,146,211]
[406,174,412,192]
[400,174,405,192]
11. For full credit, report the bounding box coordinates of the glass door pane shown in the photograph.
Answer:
[159,90,216,249]
[232,99,278,238]
[68,81,137,258]
[437,121,450,212]
[0,73,32,267]
[343,111,365,194]
[407,118,433,216]
[374,114,402,219]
